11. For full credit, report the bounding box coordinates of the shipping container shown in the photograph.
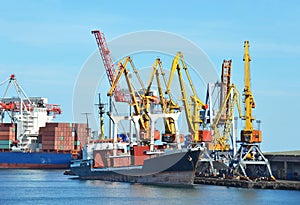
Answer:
[0,140,13,144]
[39,122,87,151]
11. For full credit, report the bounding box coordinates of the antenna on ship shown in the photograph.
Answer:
[81,112,91,143]
[95,93,106,140]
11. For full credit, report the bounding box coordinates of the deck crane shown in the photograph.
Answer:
[107,56,150,139]
[232,41,274,179]
[166,52,209,142]
[146,58,180,142]
[92,30,128,102]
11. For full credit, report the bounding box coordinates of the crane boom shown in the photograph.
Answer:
[108,56,149,132]
[147,58,179,141]
[243,41,255,131]
[166,52,193,134]
[92,30,126,102]
[166,52,208,142]
[241,41,261,143]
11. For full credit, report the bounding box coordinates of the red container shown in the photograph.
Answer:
[0,124,15,141]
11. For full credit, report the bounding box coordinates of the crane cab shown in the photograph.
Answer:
[241,130,262,143]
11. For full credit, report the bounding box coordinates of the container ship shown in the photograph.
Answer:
[0,75,88,169]
[0,121,87,169]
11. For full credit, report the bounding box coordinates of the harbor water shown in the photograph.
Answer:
[0,169,299,205]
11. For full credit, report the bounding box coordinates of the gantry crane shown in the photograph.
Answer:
[166,52,209,142]
[146,58,180,142]
[92,30,128,102]
[107,56,150,139]
[232,41,274,179]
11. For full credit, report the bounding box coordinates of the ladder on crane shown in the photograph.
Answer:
[92,30,127,102]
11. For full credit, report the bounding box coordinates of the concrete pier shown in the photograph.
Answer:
[194,177,300,190]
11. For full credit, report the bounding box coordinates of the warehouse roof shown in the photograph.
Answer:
[264,150,300,156]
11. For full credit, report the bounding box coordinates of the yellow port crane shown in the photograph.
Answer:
[241,41,261,143]
[166,52,209,142]
[107,56,150,135]
[146,58,180,142]
[232,41,274,179]
[210,83,242,151]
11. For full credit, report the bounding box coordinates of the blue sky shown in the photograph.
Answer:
[0,0,299,152]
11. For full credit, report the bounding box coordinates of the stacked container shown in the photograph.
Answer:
[39,122,87,152]
[0,123,16,150]
[72,123,88,151]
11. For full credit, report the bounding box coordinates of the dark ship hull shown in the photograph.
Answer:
[70,148,201,186]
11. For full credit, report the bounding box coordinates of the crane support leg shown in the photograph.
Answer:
[232,143,274,179]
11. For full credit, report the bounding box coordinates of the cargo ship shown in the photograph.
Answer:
[0,75,90,169]
[69,104,206,185]
[0,118,88,169]
[70,144,203,186]
[0,120,88,169]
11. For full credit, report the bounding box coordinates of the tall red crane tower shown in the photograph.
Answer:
[220,60,232,123]
[91,30,126,102]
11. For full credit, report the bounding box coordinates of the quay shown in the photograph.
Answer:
[194,177,300,190]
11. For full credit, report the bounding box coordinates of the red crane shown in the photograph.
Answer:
[219,60,232,123]
[0,74,62,124]
[92,30,127,102]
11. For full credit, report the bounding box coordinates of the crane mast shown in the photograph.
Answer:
[220,60,232,123]
[241,41,261,143]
